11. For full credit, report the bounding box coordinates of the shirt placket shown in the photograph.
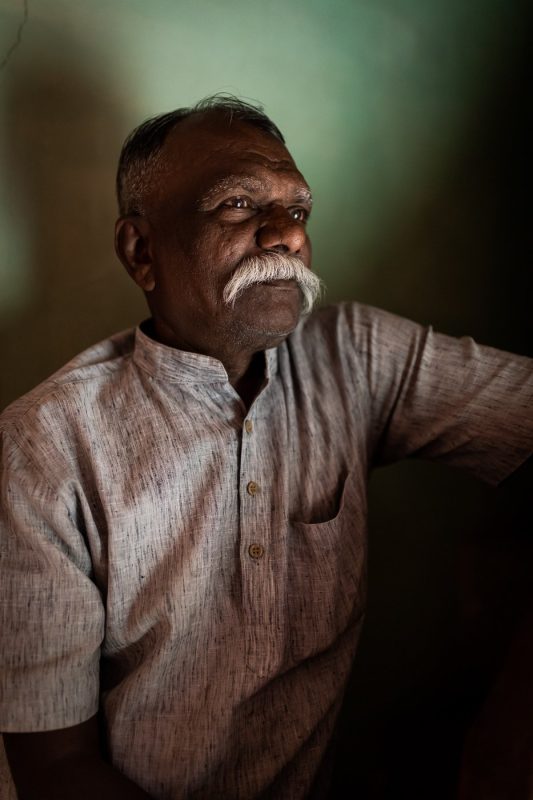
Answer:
[238,404,280,679]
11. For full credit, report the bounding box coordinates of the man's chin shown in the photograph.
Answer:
[227,306,301,350]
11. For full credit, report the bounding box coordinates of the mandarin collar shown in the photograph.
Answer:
[133,323,278,385]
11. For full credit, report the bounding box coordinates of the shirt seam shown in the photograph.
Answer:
[1,356,132,428]
[2,428,73,508]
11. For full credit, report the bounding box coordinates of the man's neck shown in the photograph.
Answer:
[232,351,267,410]
[143,317,268,407]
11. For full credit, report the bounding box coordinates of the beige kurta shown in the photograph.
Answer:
[1,303,532,799]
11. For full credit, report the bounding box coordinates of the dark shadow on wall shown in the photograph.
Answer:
[0,28,145,796]
[348,16,532,355]
[0,36,145,411]
[330,15,532,800]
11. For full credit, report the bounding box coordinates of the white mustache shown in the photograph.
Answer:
[222,253,324,315]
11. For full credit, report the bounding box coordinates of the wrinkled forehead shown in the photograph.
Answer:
[152,112,306,202]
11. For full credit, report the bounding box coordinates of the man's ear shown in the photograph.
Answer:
[114,216,156,292]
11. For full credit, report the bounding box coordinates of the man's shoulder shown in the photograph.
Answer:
[290,300,415,350]
[1,328,136,435]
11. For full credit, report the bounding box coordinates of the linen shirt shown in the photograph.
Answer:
[1,302,532,799]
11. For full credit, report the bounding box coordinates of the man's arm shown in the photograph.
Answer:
[3,715,153,800]
[346,303,533,484]
[0,431,147,795]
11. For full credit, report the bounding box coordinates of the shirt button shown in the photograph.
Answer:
[244,419,253,434]
[246,481,259,496]
[248,543,264,559]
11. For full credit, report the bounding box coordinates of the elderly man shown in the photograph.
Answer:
[1,96,532,800]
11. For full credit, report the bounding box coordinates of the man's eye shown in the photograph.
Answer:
[222,196,253,209]
[289,207,309,222]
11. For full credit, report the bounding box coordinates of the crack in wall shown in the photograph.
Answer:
[0,0,29,72]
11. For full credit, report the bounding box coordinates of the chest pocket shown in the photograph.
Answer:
[287,471,367,663]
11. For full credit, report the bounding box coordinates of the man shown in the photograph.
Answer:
[1,96,532,800]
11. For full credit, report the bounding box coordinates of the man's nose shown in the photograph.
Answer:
[256,206,307,255]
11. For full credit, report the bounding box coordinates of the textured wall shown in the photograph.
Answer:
[0,1,531,797]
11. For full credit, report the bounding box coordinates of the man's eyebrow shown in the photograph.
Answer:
[294,187,313,205]
[198,175,313,207]
[198,176,267,207]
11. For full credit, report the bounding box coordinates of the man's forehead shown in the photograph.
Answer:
[162,113,296,169]
[165,109,286,148]
[158,114,310,200]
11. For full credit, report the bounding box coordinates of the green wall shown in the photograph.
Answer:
[0,0,529,408]
[0,0,531,795]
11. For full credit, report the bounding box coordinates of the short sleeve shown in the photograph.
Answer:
[0,431,105,732]
[350,304,533,485]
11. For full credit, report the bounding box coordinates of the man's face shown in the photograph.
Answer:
[140,112,314,356]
